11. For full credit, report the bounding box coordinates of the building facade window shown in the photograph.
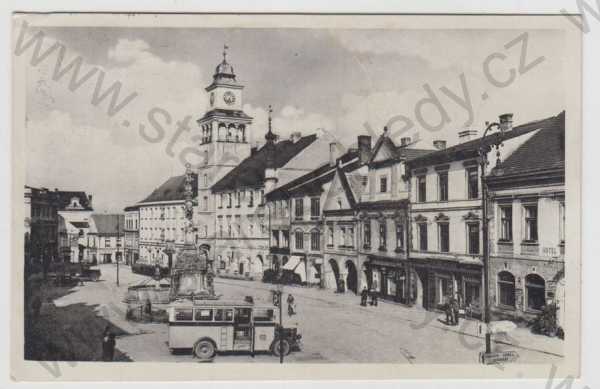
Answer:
[282,230,289,248]
[327,225,334,246]
[295,230,304,250]
[439,223,450,253]
[311,230,321,251]
[380,176,388,193]
[219,194,224,208]
[525,274,546,311]
[310,198,320,219]
[524,204,538,242]
[497,271,515,307]
[438,171,448,201]
[363,221,371,248]
[467,167,479,199]
[417,175,427,202]
[395,223,404,250]
[236,191,241,207]
[295,198,304,220]
[272,230,280,247]
[378,221,387,250]
[227,193,232,208]
[500,205,513,241]
[248,190,254,207]
[467,222,480,255]
[418,223,428,251]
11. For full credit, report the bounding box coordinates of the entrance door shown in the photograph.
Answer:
[345,260,358,294]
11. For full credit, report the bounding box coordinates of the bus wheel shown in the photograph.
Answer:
[271,339,290,357]
[193,339,216,361]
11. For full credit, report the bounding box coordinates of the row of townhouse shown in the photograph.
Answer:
[263,111,566,322]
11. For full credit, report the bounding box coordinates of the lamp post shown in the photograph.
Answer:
[478,113,512,356]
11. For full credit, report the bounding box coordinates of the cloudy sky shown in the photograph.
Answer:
[23,25,567,213]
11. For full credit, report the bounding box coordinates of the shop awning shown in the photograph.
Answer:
[283,255,302,270]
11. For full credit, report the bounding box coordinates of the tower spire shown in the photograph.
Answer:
[265,105,277,143]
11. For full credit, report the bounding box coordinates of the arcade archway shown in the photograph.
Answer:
[345,260,358,294]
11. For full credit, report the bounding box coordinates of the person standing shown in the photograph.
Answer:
[287,294,295,316]
[360,287,368,306]
[369,288,378,306]
[101,326,116,361]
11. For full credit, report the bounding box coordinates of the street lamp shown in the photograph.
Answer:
[478,113,512,357]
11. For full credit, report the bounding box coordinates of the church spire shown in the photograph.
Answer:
[265,105,277,143]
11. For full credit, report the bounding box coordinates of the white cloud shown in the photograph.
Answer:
[107,38,152,63]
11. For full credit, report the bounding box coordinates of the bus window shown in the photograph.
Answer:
[234,308,252,324]
[175,308,193,321]
[194,308,213,321]
[254,308,274,322]
[215,309,234,322]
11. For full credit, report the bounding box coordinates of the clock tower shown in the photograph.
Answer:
[195,47,253,252]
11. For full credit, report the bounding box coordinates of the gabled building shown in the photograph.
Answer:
[88,214,124,264]
[405,113,559,316]
[55,191,94,263]
[487,111,565,323]
[357,129,433,303]
[322,155,369,292]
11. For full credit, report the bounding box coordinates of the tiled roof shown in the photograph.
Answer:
[398,147,435,160]
[407,112,564,167]
[265,149,360,201]
[211,134,318,192]
[492,111,565,176]
[140,174,198,204]
[90,214,124,235]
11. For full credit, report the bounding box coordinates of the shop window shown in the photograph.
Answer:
[437,277,453,305]
[464,280,481,309]
[438,171,448,201]
[439,223,449,253]
[526,274,546,311]
[497,271,515,307]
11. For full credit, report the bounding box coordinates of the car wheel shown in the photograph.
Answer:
[271,339,291,356]
[193,339,216,361]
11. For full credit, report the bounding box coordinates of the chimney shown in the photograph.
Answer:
[400,137,411,147]
[433,140,447,150]
[290,131,302,143]
[458,129,478,143]
[329,142,340,167]
[358,135,372,165]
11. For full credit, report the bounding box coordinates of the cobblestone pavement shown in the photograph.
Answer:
[53,263,564,364]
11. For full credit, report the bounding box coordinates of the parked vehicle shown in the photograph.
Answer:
[167,299,302,360]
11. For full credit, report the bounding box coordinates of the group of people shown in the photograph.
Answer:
[360,286,378,307]
[444,296,461,326]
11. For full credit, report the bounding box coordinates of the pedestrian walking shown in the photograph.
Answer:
[101,326,116,362]
[287,293,296,316]
[369,288,378,306]
[444,296,453,325]
[360,287,368,306]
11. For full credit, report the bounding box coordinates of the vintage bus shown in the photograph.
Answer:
[167,298,302,360]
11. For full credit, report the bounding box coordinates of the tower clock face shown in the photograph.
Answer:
[223,91,236,105]
[210,92,215,106]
